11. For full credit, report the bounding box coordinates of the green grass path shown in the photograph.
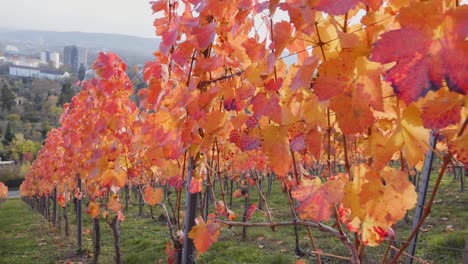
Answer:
[0,175,466,264]
[0,199,76,264]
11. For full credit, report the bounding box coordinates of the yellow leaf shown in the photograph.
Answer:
[400,104,430,167]
[341,164,417,246]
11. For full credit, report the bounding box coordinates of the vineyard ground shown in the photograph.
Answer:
[0,173,466,264]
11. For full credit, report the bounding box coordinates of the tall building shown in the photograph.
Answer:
[63,45,87,73]
[40,51,60,68]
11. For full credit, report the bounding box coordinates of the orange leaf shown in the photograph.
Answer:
[188,216,222,254]
[101,169,127,188]
[189,178,203,194]
[57,193,66,208]
[313,55,354,101]
[449,129,468,167]
[215,201,236,220]
[290,55,319,92]
[329,93,375,135]
[242,38,266,62]
[341,164,417,246]
[85,201,100,219]
[261,125,292,177]
[202,110,228,136]
[144,186,163,206]
[233,189,242,198]
[272,21,292,57]
[107,194,122,213]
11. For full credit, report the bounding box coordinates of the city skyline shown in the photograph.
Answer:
[0,0,157,38]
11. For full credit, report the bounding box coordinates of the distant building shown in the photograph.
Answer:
[63,45,87,73]
[0,54,45,68]
[9,65,67,80]
[40,51,60,69]
[5,45,19,53]
[7,57,42,68]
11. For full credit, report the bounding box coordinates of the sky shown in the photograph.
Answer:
[2,0,466,39]
[0,0,157,38]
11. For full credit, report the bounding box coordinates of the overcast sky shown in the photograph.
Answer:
[0,0,156,38]
[2,1,467,39]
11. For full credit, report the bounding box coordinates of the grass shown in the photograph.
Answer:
[0,172,466,264]
[0,199,78,264]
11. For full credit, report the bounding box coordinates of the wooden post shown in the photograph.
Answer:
[463,239,468,264]
[52,187,57,225]
[459,166,464,192]
[93,218,101,264]
[76,175,82,251]
[406,133,437,264]
[64,183,70,237]
[182,156,198,264]
[242,188,249,241]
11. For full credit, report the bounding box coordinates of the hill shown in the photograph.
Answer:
[0,29,160,65]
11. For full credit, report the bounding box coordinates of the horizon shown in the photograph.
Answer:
[0,27,158,40]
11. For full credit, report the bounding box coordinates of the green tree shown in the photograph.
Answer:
[2,122,15,146]
[1,86,16,110]
[8,133,40,162]
[58,82,75,106]
[78,64,86,81]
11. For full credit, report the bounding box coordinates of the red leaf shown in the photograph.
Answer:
[252,92,282,124]
[93,52,127,79]
[246,203,257,221]
[223,97,241,111]
[292,176,346,222]
[160,25,178,55]
[168,176,185,190]
[265,78,283,92]
[192,22,216,49]
[314,0,359,16]
[165,241,175,264]
[422,89,463,129]
[57,193,66,208]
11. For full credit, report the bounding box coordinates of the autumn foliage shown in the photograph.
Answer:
[20,0,466,263]
[0,182,7,199]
